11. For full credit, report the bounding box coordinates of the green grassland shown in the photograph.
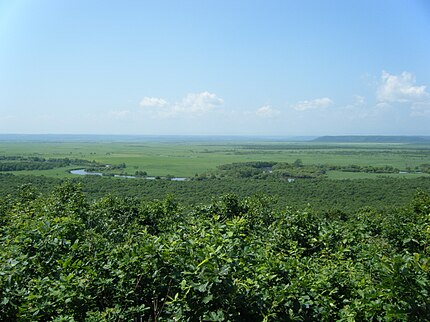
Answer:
[1,139,430,179]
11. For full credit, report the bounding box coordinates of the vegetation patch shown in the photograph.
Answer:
[0,183,429,320]
[0,156,100,172]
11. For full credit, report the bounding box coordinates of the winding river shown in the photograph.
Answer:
[70,169,187,181]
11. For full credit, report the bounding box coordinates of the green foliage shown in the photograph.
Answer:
[2,173,430,214]
[0,156,99,171]
[205,161,401,181]
[207,161,325,179]
[1,183,430,320]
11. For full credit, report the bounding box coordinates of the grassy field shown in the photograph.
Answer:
[325,170,430,180]
[1,139,430,179]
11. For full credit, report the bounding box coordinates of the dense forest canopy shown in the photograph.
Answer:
[1,173,430,212]
[0,182,429,320]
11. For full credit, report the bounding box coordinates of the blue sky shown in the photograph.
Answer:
[1,0,430,135]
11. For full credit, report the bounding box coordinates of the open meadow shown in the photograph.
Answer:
[1,136,430,179]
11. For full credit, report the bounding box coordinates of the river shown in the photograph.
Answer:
[70,169,187,181]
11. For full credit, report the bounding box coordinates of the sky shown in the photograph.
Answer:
[1,0,430,136]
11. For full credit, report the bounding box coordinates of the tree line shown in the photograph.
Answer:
[0,156,100,171]
[195,161,406,180]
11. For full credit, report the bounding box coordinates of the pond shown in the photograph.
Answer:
[70,169,103,176]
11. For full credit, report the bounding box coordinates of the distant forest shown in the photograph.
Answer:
[313,136,430,144]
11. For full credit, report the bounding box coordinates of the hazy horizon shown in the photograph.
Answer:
[1,1,430,136]
[1,133,430,143]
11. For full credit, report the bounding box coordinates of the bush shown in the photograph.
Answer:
[1,184,429,320]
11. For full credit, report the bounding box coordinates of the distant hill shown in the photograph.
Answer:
[313,136,430,144]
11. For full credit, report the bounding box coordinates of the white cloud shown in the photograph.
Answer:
[342,95,366,110]
[411,102,430,116]
[376,71,430,117]
[108,110,130,118]
[375,102,390,110]
[377,71,429,103]
[140,96,168,108]
[353,95,365,106]
[256,105,280,117]
[292,97,333,111]
[338,95,370,120]
[139,92,224,117]
[173,91,224,113]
